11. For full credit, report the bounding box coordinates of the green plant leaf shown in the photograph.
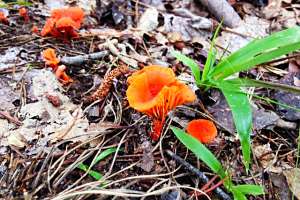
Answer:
[226,78,300,94]
[92,147,119,166]
[232,189,248,200]
[217,81,252,170]
[171,126,226,178]
[77,147,118,180]
[210,26,300,80]
[15,0,32,6]
[202,21,222,81]
[172,51,201,85]
[77,163,103,180]
[233,184,264,196]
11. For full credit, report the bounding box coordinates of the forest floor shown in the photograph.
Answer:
[0,0,300,199]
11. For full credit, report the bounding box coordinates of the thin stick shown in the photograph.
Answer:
[165,150,232,200]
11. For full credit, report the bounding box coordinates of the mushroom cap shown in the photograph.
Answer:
[186,119,217,143]
[42,48,60,70]
[41,18,56,36]
[51,7,84,28]
[126,65,196,119]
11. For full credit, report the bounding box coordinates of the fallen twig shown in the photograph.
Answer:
[0,111,22,126]
[165,150,232,200]
[60,51,109,66]
[196,0,241,28]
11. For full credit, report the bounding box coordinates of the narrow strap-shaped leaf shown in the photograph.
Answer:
[232,184,264,196]
[77,163,103,180]
[210,26,300,80]
[202,22,222,81]
[172,51,201,85]
[171,126,227,178]
[232,189,248,200]
[217,81,252,170]
[226,78,300,94]
[92,147,118,166]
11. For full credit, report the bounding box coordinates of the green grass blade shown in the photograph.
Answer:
[217,82,252,170]
[210,26,300,80]
[77,147,118,180]
[172,51,201,85]
[232,189,248,200]
[77,163,103,180]
[225,78,300,94]
[202,22,222,81]
[171,126,227,178]
[92,147,118,166]
[233,184,264,196]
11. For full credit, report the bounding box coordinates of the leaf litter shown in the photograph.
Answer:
[0,0,299,199]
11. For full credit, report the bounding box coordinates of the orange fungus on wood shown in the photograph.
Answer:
[186,119,217,143]
[126,65,196,140]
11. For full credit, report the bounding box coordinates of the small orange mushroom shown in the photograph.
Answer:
[41,7,84,40]
[42,48,60,70]
[19,7,29,22]
[55,17,79,39]
[0,11,8,25]
[186,119,217,143]
[31,25,39,34]
[55,65,73,84]
[126,65,196,140]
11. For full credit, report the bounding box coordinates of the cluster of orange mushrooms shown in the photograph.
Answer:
[1,5,218,143]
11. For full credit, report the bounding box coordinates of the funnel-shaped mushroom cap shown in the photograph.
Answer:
[127,65,196,120]
[51,7,84,28]
[186,119,217,143]
[42,48,60,70]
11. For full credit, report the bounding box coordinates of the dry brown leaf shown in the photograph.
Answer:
[283,168,300,199]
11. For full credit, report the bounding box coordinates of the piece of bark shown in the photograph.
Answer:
[197,0,241,28]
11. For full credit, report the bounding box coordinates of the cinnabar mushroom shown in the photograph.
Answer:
[126,65,196,140]
[0,11,8,25]
[186,119,217,143]
[55,17,79,39]
[41,7,84,40]
[42,48,60,70]
[55,65,73,84]
[19,7,29,22]
[31,25,39,34]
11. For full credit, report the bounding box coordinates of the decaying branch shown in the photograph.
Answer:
[197,0,241,28]
[165,150,232,200]
[60,51,109,66]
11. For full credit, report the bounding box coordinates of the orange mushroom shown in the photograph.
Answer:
[31,25,39,34]
[186,119,217,143]
[55,65,73,84]
[126,65,196,140]
[41,7,84,40]
[19,7,29,22]
[55,17,79,39]
[42,48,60,70]
[0,11,8,25]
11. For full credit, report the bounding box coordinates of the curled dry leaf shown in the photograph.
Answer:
[126,65,196,140]
[283,168,300,199]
